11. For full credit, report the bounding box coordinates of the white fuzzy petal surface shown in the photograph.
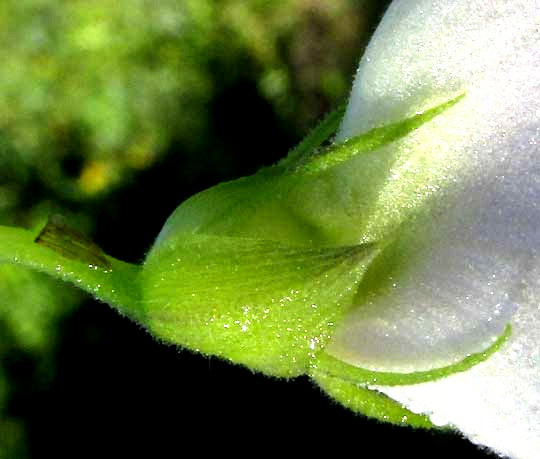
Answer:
[333,0,540,457]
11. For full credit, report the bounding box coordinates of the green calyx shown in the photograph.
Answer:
[142,233,378,377]
[0,92,497,428]
[156,93,466,248]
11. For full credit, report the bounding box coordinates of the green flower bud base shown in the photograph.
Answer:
[143,233,377,377]
[0,94,509,429]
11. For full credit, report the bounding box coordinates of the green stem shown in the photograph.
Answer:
[0,223,142,321]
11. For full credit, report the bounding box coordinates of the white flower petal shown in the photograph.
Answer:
[330,0,540,456]
[337,0,540,141]
[326,228,522,373]
[376,273,540,458]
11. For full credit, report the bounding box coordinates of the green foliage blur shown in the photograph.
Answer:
[0,1,390,457]
[0,0,380,209]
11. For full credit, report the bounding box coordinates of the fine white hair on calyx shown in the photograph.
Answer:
[331,0,540,457]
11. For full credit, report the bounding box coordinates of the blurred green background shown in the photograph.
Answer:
[0,1,494,458]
